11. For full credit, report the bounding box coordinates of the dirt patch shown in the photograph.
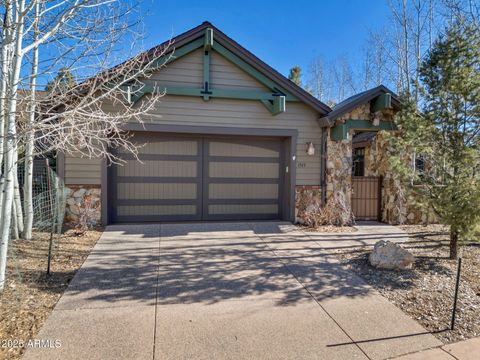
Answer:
[333,224,480,344]
[0,229,102,360]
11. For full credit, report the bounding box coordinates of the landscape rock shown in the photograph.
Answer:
[73,188,86,198]
[369,240,414,270]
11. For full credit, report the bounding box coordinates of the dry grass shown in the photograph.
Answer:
[0,230,101,360]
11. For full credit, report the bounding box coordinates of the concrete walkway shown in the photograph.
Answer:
[394,336,480,359]
[24,222,441,360]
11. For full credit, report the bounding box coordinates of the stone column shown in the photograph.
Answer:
[326,128,353,207]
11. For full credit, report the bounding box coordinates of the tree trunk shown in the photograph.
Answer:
[450,228,459,260]
[0,0,26,291]
[23,1,40,241]
[13,152,24,236]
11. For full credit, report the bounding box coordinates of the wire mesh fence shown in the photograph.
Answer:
[16,157,67,234]
[8,157,68,279]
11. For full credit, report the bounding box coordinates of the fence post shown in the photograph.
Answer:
[450,257,462,330]
[46,159,55,276]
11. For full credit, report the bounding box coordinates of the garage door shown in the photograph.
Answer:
[109,133,284,223]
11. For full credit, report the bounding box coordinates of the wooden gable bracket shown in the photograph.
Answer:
[261,95,286,115]
[370,93,392,113]
[123,28,295,115]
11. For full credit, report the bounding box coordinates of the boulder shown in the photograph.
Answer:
[369,240,414,270]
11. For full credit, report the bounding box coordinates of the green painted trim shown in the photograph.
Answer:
[273,96,286,115]
[202,29,212,101]
[370,93,392,112]
[204,28,213,51]
[202,50,211,101]
[212,40,298,101]
[331,124,348,141]
[146,38,204,73]
[137,85,295,102]
[131,85,288,115]
[331,119,397,141]
[260,96,285,115]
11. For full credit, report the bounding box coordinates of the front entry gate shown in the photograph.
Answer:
[351,176,382,221]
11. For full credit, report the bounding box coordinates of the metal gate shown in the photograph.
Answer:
[351,176,382,221]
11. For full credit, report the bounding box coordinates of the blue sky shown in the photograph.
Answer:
[141,0,391,77]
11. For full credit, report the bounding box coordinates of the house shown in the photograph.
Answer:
[59,22,422,226]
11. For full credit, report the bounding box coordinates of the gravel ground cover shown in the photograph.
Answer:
[334,224,480,344]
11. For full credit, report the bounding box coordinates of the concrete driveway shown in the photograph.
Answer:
[24,222,441,360]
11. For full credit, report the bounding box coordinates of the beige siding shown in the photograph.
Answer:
[142,48,269,91]
[64,157,102,185]
[64,48,323,186]
[210,52,269,91]
[144,49,203,88]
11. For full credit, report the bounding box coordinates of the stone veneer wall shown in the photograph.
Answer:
[364,132,439,225]
[323,101,438,225]
[295,185,322,224]
[325,102,371,206]
[326,131,353,206]
[64,186,101,227]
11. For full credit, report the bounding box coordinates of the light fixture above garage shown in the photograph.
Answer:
[306,142,315,156]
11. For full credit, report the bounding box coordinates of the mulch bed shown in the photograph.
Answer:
[333,224,480,344]
[0,229,102,360]
[303,225,357,233]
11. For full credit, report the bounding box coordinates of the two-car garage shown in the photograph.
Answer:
[107,131,290,223]
[62,23,330,226]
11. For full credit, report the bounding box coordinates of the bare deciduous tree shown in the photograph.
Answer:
[0,0,170,290]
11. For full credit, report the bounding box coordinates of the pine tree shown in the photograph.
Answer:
[390,19,480,259]
[288,66,303,87]
[45,67,76,93]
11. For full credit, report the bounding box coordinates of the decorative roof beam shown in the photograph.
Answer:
[202,28,213,101]
[126,85,288,114]
[261,96,286,115]
[204,28,213,51]
[145,38,204,74]
[211,40,297,100]
[370,93,392,113]
[330,119,397,141]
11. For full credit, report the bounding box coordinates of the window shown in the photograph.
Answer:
[413,151,425,179]
[352,147,365,176]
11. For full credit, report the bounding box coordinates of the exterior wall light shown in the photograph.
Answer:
[306,142,315,156]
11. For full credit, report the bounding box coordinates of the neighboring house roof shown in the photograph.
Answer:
[320,85,401,125]
[135,21,331,115]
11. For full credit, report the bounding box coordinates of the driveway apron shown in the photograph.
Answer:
[24,222,441,360]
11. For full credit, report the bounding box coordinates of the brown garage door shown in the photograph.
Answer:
[110,133,283,223]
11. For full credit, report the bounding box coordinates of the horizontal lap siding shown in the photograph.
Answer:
[144,49,203,87]
[64,49,322,186]
[210,52,269,91]
[64,157,102,185]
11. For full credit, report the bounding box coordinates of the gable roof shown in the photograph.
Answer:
[140,21,331,115]
[320,85,401,125]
